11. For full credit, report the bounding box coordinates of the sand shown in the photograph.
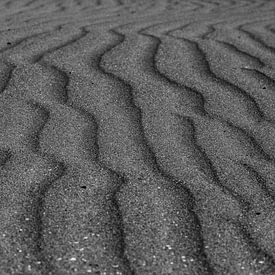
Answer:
[0,0,275,274]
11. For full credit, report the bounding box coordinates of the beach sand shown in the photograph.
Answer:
[0,0,275,274]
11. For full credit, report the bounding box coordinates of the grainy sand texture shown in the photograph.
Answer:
[0,0,275,274]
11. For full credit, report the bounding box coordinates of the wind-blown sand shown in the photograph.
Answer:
[0,0,275,274]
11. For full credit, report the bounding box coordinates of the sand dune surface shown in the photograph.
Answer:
[0,0,275,274]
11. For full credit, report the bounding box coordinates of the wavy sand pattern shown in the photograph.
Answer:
[0,0,275,274]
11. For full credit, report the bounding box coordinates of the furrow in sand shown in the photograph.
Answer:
[155,34,275,162]
[163,22,275,156]
[205,23,275,68]
[155,31,275,267]
[0,20,133,273]
[195,39,275,159]
[39,104,133,274]
[205,39,265,67]
[100,27,275,274]
[160,35,266,125]
[0,27,56,53]
[238,24,275,54]
[0,41,69,273]
[0,60,15,94]
[0,94,64,274]
[101,27,250,274]
[96,28,213,275]
[1,24,85,65]
[41,26,214,274]
[5,41,134,273]
[176,33,273,125]
[240,19,275,48]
